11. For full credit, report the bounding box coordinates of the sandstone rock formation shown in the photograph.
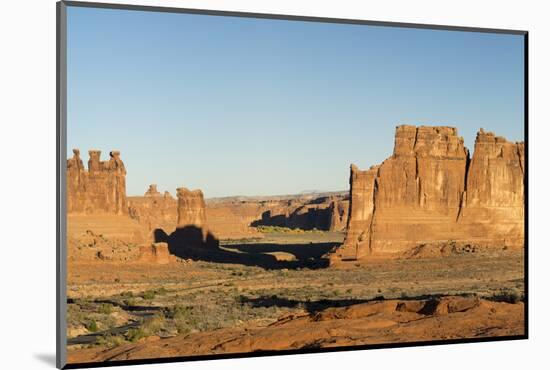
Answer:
[206,202,266,239]
[67,149,127,215]
[457,129,525,247]
[250,195,349,232]
[176,188,207,228]
[328,198,350,231]
[138,242,173,264]
[128,186,178,238]
[166,187,219,250]
[128,187,349,241]
[144,184,162,197]
[67,295,523,363]
[332,125,524,262]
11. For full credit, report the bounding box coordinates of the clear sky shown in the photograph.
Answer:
[66,6,524,198]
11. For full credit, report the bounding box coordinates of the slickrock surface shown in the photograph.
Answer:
[67,295,523,363]
[67,149,127,215]
[332,125,524,262]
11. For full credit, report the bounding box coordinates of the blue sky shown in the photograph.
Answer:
[67,6,524,197]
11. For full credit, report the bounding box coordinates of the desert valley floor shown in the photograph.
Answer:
[66,231,524,364]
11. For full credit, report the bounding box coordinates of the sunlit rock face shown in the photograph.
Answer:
[67,149,127,215]
[332,125,524,262]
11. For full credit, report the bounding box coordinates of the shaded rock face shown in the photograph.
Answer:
[206,202,266,239]
[335,165,378,260]
[251,195,349,232]
[162,187,219,250]
[328,198,350,231]
[67,149,127,215]
[333,125,524,261]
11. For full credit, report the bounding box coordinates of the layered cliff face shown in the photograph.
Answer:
[333,125,524,261]
[251,195,349,232]
[372,126,469,253]
[336,165,378,260]
[328,198,350,232]
[67,149,127,215]
[457,129,525,247]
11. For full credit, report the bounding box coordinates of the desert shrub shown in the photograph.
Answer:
[126,328,146,342]
[142,313,165,335]
[96,334,126,348]
[169,305,196,334]
[85,320,98,332]
[67,304,85,325]
[175,321,192,335]
[170,305,193,320]
[255,226,308,234]
[98,303,114,315]
[155,287,169,296]
[124,297,137,306]
[142,290,156,300]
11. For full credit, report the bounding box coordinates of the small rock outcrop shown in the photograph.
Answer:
[138,242,173,264]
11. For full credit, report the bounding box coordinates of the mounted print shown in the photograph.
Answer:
[56,1,527,368]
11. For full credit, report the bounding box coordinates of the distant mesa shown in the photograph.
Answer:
[329,125,525,263]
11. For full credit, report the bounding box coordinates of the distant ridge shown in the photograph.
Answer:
[205,190,348,204]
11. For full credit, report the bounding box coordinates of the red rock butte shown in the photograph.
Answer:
[331,125,525,262]
[67,149,127,215]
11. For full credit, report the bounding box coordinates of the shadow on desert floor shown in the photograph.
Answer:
[154,225,336,270]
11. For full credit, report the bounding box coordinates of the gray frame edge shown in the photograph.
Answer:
[56,1,68,369]
[63,0,527,35]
